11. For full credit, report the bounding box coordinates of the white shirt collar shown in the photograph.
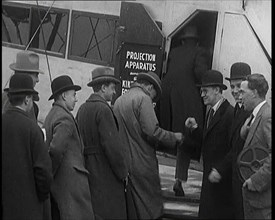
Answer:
[252,100,266,119]
[212,98,224,114]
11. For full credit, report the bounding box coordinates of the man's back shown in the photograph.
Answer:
[2,107,52,220]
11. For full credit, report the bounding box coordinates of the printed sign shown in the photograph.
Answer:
[118,43,163,95]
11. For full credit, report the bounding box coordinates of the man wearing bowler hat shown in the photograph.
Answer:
[113,71,184,219]
[2,50,44,121]
[76,67,129,219]
[2,74,52,220]
[207,62,251,219]
[185,70,235,219]
[43,75,95,220]
[158,25,209,196]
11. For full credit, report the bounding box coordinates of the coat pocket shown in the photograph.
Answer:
[73,165,90,175]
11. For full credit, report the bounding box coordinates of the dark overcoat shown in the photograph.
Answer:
[76,94,129,219]
[158,44,208,179]
[43,103,95,220]
[159,44,208,133]
[191,99,235,219]
[215,104,251,219]
[2,107,52,220]
[113,85,179,219]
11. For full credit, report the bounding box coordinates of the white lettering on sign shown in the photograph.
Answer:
[126,51,156,62]
[124,61,156,72]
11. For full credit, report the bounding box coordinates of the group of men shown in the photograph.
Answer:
[2,49,271,220]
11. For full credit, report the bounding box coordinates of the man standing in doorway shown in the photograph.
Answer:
[158,25,209,196]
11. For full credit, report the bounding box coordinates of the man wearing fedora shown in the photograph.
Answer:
[113,71,183,219]
[43,75,95,220]
[158,25,209,196]
[2,74,52,220]
[76,67,129,219]
[2,50,44,121]
[207,62,251,219]
[185,70,235,219]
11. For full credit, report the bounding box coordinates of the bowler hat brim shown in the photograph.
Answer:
[48,85,81,100]
[136,72,162,102]
[87,76,120,87]
[225,76,246,81]
[9,63,44,74]
[196,83,227,90]
[4,88,38,95]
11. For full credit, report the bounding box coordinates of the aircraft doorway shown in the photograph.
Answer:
[169,10,218,70]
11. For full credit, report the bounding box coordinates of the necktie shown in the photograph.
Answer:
[247,114,254,126]
[207,108,214,128]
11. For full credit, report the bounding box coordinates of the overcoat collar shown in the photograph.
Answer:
[53,102,74,119]
[86,93,119,129]
[52,102,84,151]
[6,106,29,118]
[130,84,151,100]
[244,102,269,147]
[203,99,231,138]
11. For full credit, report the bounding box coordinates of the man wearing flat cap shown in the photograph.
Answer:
[43,75,95,220]
[76,67,129,219]
[2,50,44,121]
[185,70,235,219]
[158,25,209,196]
[2,74,52,220]
[207,62,252,219]
[113,71,183,219]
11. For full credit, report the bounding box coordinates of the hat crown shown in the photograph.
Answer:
[200,70,227,90]
[9,51,43,73]
[92,67,115,80]
[51,75,74,94]
[180,26,199,39]
[229,62,251,80]
[136,71,162,101]
[6,73,37,94]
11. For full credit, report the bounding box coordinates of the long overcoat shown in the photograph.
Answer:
[214,104,251,219]
[43,103,95,220]
[113,85,179,219]
[191,99,235,219]
[76,94,129,219]
[158,44,209,179]
[159,44,208,133]
[240,102,271,219]
[2,107,52,220]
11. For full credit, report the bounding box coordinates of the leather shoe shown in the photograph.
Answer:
[173,181,185,197]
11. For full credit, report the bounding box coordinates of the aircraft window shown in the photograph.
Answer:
[2,4,31,46]
[68,10,119,66]
[2,2,69,57]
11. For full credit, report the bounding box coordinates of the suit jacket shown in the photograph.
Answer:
[240,102,271,219]
[43,103,95,220]
[191,99,235,219]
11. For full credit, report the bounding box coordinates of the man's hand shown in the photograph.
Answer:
[243,178,257,191]
[240,117,252,140]
[175,132,184,145]
[208,168,221,183]
[185,117,198,131]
